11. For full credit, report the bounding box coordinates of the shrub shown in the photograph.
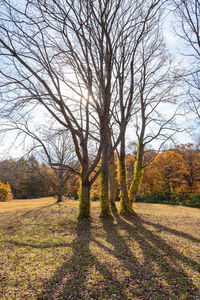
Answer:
[0,182,13,202]
[135,192,200,208]
[184,195,200,208]
[135,193,178,204]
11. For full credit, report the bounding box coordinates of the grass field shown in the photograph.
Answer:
[0,198,200,300]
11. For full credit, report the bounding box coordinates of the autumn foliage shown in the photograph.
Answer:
[0,182,13,202]
[139,146,199,196]
[143,151,187,194]
[0,144,200,208]
[85,144,200,207]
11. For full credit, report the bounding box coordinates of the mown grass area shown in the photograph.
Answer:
[0,198,200,300]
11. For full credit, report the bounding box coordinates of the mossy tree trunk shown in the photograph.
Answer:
[100,156,112,217]
[99,116,112,217]
[129,88,146,211]
[78,141,91,218]
[128,141,144,210]
[109,152,118,212]
[118,135,130,213]
[78,168,91,218]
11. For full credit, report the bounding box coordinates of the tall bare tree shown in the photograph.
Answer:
[172,0,200,117]
[0,0,165,217]
[0,0,103,217]
[126,26,181,210]
[0,117,78,202]
[28,128,78,203]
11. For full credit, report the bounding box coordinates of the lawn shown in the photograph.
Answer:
[0,198,200,300]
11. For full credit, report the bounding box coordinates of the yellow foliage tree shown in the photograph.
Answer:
[174,144,200,193]
[145,151,187,194]
[0,182,13,202]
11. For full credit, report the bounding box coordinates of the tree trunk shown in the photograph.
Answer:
[109,153,117,212]
[99,105,112,217]
[57,168,64,203]
[57,193,63,203]
[78,169,91,218]
[129,141,144,210]
[118,136,130,213]
[100,168,111,217]
[100,136,111,217]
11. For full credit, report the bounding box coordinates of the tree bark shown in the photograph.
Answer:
[109,153,117,212]
[118,135,130,213]
[100,126,112,217]
[129,141,144,210]
[57,194,63,203]
[57,168,64,203]
[78,168,91,218]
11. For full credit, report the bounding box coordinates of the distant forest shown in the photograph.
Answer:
[1,143,200,208]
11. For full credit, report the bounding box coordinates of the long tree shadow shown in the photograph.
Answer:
[19,202,58,218]
[0,202,60,234]
[2,240,72,249]
[108,211,200,299]
[37,212,200,299]
[0,202,58,225]
[101,216,174,299]
[38,219,129,300]
[141,218,200,243]
[121,213,200,272]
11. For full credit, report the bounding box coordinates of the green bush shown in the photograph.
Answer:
[135,193,177,204]
[0,182,13,202]
[135,192,200,208]
[184,195,200,208]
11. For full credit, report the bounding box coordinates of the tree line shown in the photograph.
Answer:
[0,0,199,216]
[0,156,79,200]
[1,143,200,208]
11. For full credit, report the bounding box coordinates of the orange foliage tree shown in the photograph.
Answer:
[143,151,187,195]
[174,144,200,193]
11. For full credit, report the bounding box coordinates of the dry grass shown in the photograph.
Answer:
[0,198,199,299]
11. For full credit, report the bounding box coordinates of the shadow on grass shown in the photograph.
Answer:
[106,211,199,299]
[10,209,198,299]
[0,202,60,234]
[0,200,58,217]
[19,202,58,218]
[141,218,200,243]
[121,213,200,272]
[2,240,72,249]
[37,219,128,300]
[101,215,174,299]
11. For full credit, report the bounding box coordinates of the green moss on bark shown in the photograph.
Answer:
[78,172,91,219]
[99,170,112,217]
[129,143,144,210]
[109,154,118,213]
[117,158,131,213]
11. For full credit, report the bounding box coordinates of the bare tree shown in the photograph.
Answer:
[29,128,78,203]
[0,116,78,202]
[100,0,176,213]
[0,0,165,217]
[172,0,200,117]
[0,0,103,217]
[126,26,181,209]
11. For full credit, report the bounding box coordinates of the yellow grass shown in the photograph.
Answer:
[0,198,199,299]
[1,197,199,217]
[0,197,55,213]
